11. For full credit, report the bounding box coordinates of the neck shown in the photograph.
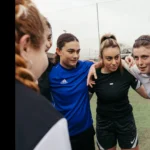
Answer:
[60,62,76,70]
[101,67,111,74]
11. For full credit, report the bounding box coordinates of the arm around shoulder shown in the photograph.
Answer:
[136,85,150,99]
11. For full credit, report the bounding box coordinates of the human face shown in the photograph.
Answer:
[102,47,121,73]
[133,46,150,74]
[45,26,52,52]
[57,41,80,69]
[26,34,49,80]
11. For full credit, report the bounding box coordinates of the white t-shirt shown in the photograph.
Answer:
[122,61,150,98]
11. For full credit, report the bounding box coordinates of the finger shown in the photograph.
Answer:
[88,83,93,88]
[87,76,90,86]
[93,71,97,79]
[88,81,95,88]
[129,62,132,68]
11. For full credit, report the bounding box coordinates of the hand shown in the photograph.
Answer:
[125,55,135,68]
[87,64,97,88]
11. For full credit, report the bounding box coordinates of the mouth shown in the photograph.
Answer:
[111,66,118,70]
[139,67,146,71]
[71,60,78,63]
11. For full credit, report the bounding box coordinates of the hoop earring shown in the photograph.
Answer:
[29,60,33,69]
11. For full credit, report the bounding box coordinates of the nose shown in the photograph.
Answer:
[137,58,143,66]
[46,41,52,50]
[73,52,79,58]
[112,59,117,65]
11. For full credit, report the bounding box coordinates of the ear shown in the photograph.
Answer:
[56,47,62,56]
[99,55,102,60]
[19,34,30,61]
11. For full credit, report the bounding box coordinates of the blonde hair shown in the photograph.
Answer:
[15,0,45,92]
[100,33,120,57]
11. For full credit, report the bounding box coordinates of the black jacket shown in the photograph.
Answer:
[38,60,53,102]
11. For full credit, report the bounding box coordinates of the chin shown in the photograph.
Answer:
[138,67,148,74]
[71,65,76,68]
[71,62,77,67]
[140,70,149,74]
[111,68,118,72]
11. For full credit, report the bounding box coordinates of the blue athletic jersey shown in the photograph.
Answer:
[49,60,93,136]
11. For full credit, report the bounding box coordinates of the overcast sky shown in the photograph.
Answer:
[33,0,150,59]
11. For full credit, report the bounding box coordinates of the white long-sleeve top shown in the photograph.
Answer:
[122,60,150,98]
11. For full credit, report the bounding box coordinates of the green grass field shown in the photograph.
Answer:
[90,88,150,150]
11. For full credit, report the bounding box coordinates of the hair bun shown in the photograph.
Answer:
[100,34,117,44]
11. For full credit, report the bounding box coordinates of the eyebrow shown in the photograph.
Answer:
[134,55,149,57]
[106,54,120,58]
[67,48,80,51]
[141,55,149,57]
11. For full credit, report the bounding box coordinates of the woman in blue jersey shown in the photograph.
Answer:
[88,34,149,150]
[49,33,95,150]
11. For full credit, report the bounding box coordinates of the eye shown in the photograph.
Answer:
[115,56,119,60]
[77,50,80,54]
[106,57,112,61]
[134,56,139,60]
[141,56,149,60]
[68,51,73,54]
[47,34,52,41]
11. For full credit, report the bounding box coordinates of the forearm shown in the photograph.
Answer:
[136,85,150,99]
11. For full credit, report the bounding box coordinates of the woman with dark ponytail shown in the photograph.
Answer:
[48,33,95,150]
[88,34,149,150]
[15,0,71,150]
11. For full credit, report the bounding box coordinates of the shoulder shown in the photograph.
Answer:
[79,60,94,65]
[78,60,94,68]
[16,80,65,150]
[16,80,62,122]
[34,118,71,150]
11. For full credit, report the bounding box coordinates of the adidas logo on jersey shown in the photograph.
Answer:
[60,79,68,84]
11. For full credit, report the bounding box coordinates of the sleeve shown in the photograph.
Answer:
[122,60,139,78]
[34,118,71,150]
[88,85,95,94]
[38,64,53,102]
[83,60,94,69]
[88,74,96,94]
[131,77,142,90]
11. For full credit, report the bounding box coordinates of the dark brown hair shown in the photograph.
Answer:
[54,33,79,64]
[133,35,150,49]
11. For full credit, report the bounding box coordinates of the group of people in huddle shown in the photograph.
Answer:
[15,0,150,150]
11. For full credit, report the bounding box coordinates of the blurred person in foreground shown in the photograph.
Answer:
[15,0,71,150]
